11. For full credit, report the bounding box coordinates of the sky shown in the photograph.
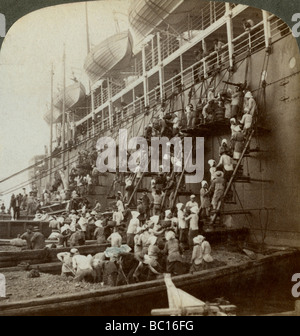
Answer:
[0,0,130,206]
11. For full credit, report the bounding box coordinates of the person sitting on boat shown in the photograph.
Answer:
[58,224,72,248]
[31,227,46,250]
[72,252,95,283]
[164,230,187,275]
[69,226,86,247]
[20,226,34,250]
[107,227,123,248]
[57,248,78,278]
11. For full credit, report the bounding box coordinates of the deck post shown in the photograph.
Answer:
[262,10,271,49]
[107,78,113,128]
[157,32,164,102]
[142,44,149,107]
[180,54,184,88]
[225,3,234,69]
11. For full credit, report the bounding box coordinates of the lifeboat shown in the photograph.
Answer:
[53,81,86,111]
[43,107,62,125]
[84,30,134,84]
[128,0,200,43]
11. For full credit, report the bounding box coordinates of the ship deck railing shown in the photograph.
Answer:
[89,14,289,117]
[73,12,291,146]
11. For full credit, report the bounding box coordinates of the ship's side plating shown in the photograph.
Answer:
[40,2,300,247]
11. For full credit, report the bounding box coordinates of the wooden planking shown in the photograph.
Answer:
[0,250,299,316]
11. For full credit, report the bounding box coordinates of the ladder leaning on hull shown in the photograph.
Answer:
[210,129,255,226]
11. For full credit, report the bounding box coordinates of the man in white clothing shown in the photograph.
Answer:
[72,252,95,282]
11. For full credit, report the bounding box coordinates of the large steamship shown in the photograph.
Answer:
[0,1,300,316]
[37,1,300,247]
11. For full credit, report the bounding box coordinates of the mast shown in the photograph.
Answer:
[62,45,66,168]
[85,1,95,135]
[49,63,54,188]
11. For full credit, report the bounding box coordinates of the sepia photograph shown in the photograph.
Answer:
[0,0,299,318]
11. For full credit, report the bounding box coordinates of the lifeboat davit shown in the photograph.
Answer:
[84,30,134,84]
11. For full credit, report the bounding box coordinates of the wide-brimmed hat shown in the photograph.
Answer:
[190,195,196,199]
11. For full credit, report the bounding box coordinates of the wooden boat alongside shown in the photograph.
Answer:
[151,274,236,316]
[39,201,70,215]
[0,250,299,316]
[84,31,134,84]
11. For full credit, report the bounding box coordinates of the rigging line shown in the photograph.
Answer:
[1,151,79,196]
